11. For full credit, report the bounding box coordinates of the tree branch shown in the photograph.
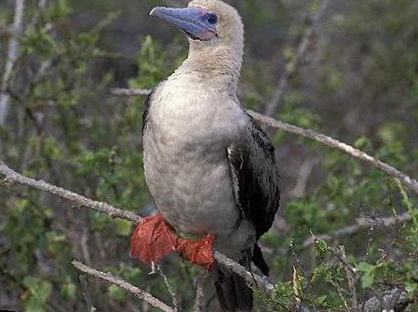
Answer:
[0,160,141,223]
[0,160,274,293]
[72,260,176,312]
[247,110,418,195]
[0,0,26,126]
[263,0,331,117]
[214,252,274,293]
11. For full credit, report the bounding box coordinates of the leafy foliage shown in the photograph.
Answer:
[1,0,418,311]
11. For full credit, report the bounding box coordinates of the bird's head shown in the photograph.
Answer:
[150,0,244,54]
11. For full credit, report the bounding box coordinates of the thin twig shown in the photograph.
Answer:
[110,88,152,96]
[157,264,178,311]
[264,0,331,117]
[29,0,48,28]
[0,160,274,293]
[193,272,207,312]
[78,275,97,312]
[292,266,302,309]
[0,0,26,126]
[72,260,176,312]
[290,158,318,197]
[331,246,359,310]
[301,211,411,249]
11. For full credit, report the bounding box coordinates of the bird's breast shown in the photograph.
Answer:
[143,81,247,238]
[144,126,238,236]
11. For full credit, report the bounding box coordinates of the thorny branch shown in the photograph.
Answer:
[263,0,331,117]
[0,160,274,294]
[72,261,176,312]
[110,88,418,196]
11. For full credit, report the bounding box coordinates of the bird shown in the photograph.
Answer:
[130,0,280,311]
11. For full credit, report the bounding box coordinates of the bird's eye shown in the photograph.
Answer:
[206,13,218,24]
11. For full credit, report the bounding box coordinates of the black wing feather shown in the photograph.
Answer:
[227,117,280,275]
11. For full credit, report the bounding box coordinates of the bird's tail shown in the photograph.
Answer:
[214,264,253,312]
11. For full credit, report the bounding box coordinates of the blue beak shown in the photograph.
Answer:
[150,7,218,41]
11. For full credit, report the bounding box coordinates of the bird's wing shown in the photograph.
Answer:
[227,117,280,240]
[227,117,280,275]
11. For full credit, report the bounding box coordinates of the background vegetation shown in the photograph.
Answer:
[0,0,417,311]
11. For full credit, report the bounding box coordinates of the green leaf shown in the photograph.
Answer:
[356,262,376,288]
[108,284,127,301]
[115,219,132,236]
[314,238,329,255]
[23,277,53,311]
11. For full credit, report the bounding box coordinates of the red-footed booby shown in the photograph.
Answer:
[130,0,280,310]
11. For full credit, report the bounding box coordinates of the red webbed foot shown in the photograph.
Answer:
[177,234,215,271]
[130,214,215,271]
[130,214,178,264]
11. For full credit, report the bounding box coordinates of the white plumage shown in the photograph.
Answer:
[143,72,255,259]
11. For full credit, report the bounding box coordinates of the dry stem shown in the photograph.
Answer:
[264,0,331,117]
[72,260,176,312]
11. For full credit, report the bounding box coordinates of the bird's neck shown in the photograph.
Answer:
[174,43,243,91]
